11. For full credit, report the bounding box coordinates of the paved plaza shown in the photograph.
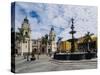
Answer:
[15,54,97,73]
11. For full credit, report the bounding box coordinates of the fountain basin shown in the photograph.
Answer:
[53,52,97,60]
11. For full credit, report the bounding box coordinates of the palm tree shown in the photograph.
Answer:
[84,32,93,52]
[57,37,63,53]
[45,34,48,54]
[18,28,31,61]
[17,28,26,56]
[41,34,48,54]
[18,28,25,42]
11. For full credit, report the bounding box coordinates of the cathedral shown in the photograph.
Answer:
[15,17,57,56]
[31,26,57,55]
[49,26,57,53]
[16,17,32,56]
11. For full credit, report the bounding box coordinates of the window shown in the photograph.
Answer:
[26,45,27,48]
[25,32,28,35]
[34,41,36,44]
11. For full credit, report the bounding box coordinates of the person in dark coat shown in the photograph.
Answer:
[31,50,36,61]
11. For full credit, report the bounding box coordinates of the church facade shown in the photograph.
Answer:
[15,17,57,56]
[16,17,32,56]
[48,26,57,53]
[31,26,57,55]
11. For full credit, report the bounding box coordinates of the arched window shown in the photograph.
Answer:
[25,32,28,35]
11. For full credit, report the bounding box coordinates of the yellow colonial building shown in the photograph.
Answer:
[58,41,71,52]
[58,35,97,53]
[77,35,97,52]
[59,41,78,53]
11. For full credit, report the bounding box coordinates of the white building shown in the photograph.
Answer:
[17,17,32,56]
[49,26,57,53]
[15,19,57,56]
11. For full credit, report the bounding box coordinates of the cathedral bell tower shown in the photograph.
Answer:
[20,17,32,56]
[49,26,57,53]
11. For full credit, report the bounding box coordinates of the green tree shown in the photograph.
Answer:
[17,28,26,43]
[41,34,48,54]
[84,32,93,52]
[16,28,31,61]
[15,28,26,56]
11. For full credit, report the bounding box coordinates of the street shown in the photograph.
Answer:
[15,55,97,73]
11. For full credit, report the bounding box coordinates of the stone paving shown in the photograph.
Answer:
[15,54,97,73]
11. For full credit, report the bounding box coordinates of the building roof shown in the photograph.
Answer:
[77,35,97,43]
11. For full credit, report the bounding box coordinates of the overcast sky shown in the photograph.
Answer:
[14,2,97,41]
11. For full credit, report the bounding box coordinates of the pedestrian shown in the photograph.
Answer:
[37,52,40,60]
[31,50,36,61]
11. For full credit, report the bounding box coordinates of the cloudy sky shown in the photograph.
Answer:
[13,2,97,41]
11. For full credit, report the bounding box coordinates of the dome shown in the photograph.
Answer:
[51,26,54,31]
[24,16,29,23]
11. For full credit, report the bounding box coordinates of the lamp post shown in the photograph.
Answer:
[27,38,30,61]
[86,32,92,52]
[27,29,31,61]
[45,34,48,55]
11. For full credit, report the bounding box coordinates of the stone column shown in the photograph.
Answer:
[21,42,23,56]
